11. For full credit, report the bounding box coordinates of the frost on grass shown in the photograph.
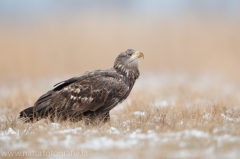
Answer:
[222,113,240,122]
[133,111,146,116]
[1,73,240,158]
[106,127,120,135]
[150,100,169,107]
[1,128,18,135]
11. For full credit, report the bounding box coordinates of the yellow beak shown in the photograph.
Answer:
[130,51,144,59]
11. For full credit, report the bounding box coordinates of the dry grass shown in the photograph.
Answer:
[1,15,240,158]
[1,74,240,159]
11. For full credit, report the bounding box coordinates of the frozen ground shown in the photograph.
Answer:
[1,73,240,158]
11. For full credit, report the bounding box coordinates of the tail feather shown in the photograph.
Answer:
[19,107,109,124]
[19,107,36,122]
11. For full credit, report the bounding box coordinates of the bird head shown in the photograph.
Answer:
[114,49,144,72]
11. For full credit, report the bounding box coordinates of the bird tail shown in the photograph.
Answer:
[19,106,37,123]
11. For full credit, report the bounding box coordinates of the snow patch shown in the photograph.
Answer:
[51,123,61,129]
[203,113,211,119]
[0,128,19,136]
[78,137,138,150]
[133,111,146,116]
[164,129,210,139]
[150,100,174,107]
[222,114,240,122]
[107,127,120,135]
[55,127,82,134]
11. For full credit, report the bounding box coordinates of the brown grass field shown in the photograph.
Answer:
[1,15,240,158]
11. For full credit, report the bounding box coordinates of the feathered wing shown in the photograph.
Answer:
[20,70,129,122]
[51,76,129,111]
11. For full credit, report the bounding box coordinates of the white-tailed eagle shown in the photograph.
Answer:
[19,49,144,123]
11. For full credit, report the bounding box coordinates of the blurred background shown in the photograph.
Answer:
[0,0,240,82]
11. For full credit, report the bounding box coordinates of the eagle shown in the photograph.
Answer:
[19,49,144,124]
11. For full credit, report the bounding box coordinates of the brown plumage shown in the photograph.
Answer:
[19,49,144,123]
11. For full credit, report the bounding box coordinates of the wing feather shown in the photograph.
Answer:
[32,69,129,116]
[51,77,128,111]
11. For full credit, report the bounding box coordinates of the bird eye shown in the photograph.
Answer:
[127,54,132,57]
